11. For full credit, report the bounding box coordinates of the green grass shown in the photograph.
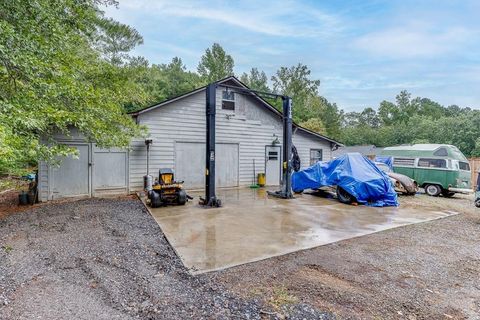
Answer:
[2,245,13,253]
[268,286,298,309]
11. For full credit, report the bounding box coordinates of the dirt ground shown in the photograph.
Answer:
[214,194,480,319]
[0,193,479,319]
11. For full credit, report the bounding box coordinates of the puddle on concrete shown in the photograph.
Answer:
[141,188,458,274]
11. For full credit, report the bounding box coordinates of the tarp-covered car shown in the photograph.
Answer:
[292,153,399,207]
[375,161,418,195]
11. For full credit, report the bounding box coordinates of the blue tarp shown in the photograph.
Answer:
[375,156,394,170]
[292,153,399,207]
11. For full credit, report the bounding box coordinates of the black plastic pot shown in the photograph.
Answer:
[18,191,28,205]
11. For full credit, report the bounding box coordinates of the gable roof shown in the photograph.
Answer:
[129,76,343,147]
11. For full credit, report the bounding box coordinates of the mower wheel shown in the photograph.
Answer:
[177,189,187,205]
[150,192,162,208]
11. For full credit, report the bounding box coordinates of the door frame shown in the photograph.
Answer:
[48,142,92,200]
[265,145,282,186]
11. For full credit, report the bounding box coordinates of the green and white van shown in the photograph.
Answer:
[380,144,471,197]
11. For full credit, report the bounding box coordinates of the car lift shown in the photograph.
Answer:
[200,82,294,207]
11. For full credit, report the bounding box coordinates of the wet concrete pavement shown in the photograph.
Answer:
[142,188,458,274]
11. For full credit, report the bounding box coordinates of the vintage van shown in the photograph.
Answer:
[380,144,471,197]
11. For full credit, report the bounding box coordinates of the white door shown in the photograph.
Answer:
[175,142,239,189]
[265,145,281,186]
[51,144,90,199]
[92,146,128,195]
[216,144,239,188]
[175,142,205,189]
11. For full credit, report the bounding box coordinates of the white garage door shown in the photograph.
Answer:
[49,144,128,200]
[51,144,90,199]
[92,146,128,195]
[175,142,239,189]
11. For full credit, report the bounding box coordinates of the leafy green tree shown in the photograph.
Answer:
[271,63,320,123]
[0,0,145,174]
[378,100,399,126]
[299,118,326,135]
[158,57,202,99]
[240,68,270,92]
[124,57,202,112]
[95,17,144,65]
[197,43,234,83]
[359,107,380,128]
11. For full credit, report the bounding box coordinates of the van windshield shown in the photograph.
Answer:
[418,158,447,168]
[459,162,470,171]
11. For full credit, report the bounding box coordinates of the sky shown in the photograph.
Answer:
[103,0,480,111]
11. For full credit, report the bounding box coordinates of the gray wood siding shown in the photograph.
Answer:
[129,88,332,191]
[39,83,335,201]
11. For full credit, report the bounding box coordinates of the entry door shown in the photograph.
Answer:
[51,144,90,199]
[265,145,281,186]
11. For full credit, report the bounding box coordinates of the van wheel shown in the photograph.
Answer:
[337,187,355,204]
[441,190,455,198]
[425,184,441,196]
[475,199,480,208]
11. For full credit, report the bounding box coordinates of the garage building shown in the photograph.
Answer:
[38,76,341,201]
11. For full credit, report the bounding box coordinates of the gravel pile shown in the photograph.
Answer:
[0,197,331,320]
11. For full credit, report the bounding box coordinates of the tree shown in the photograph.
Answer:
[95,17,144,65]
[359,107,380,128]
[0,0,145,174]
[271,63,320,123]
[378,101,399,126]
[299,118,326,135]
[197,43,234,83]
[240,68,270,92]
[158,57,201,99]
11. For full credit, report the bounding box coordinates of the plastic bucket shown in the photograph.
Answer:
[257,173,266,187]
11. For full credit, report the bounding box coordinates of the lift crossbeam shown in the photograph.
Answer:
[201,82,294,207]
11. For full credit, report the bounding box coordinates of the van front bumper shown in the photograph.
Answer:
[448,187,473,194]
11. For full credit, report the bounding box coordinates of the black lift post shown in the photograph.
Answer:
[201,83,222,207]
[201,82,294,207]
[267,96,294,199]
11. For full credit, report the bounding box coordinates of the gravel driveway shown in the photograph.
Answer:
[213,194,480,319]
[0,197,331,320]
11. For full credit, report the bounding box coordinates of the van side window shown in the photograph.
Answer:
[433,147,448,156]
[459,162,470,171]
[393,158,415,166]
[418,158,447,168]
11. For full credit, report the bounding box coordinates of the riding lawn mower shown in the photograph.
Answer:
[147,169,191,208]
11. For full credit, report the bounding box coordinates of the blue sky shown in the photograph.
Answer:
[104,0,480,111]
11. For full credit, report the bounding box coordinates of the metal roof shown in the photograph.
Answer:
[383,144,457,151]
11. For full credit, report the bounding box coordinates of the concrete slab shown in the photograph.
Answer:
[141,188,458,274]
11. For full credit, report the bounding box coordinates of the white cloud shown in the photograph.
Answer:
[354,24,473,58]
[112,0,343,38]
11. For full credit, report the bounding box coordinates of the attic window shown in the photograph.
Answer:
[222,90,235,111]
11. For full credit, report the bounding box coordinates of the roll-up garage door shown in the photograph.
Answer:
[175,142,239,189]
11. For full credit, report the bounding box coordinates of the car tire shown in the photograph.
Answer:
[336,187,355,204]
[475,198,480,208]
[424,184,441,197]
[441,190,455,198]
